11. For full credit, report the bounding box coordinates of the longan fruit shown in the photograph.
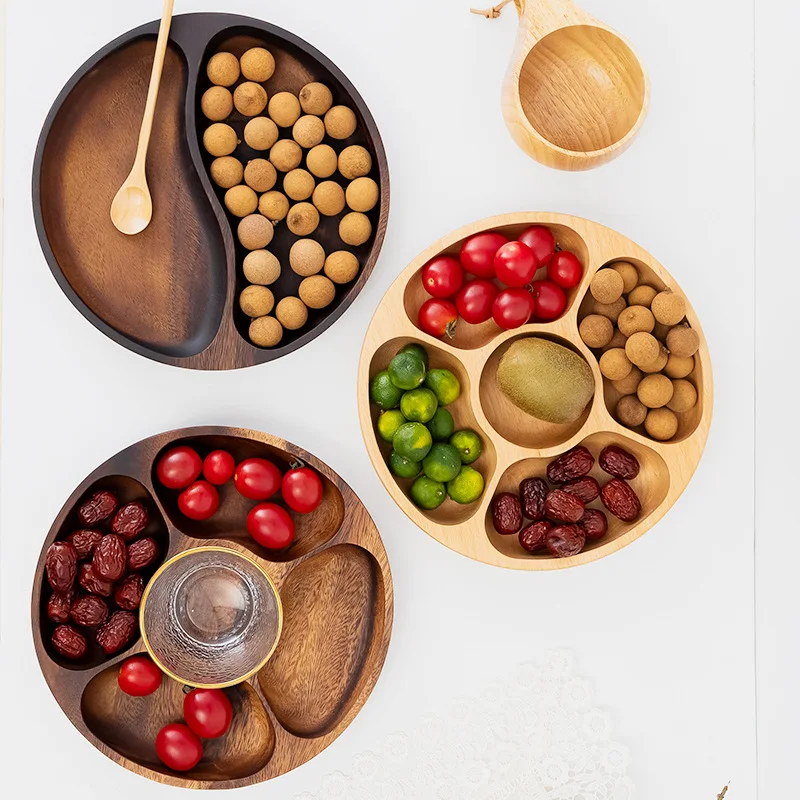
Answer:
[210,156,243,189]
[306,144,338,178]
[639,345,669,374]
[637,374,674,409]
[293,115,325,148]
[240,47,275,82]
[612,366,644,396]
[244,117,279,151]
[625,331,660,368]
[299,82,333,115]
[287,203,320,236]
[313,181,346,216]
[259,191,290,222]
[203,123,238,157]
[243,250,281,285]
[270,139,303,172]
[603,330,628,351]
[346,177,379,212]
[289,239,325,277]
[284,168,315,201]
[611,261,639,293]
[627,285,657,308]
[325,105,357,139]
[240,285,274,318]
[299,275,336,309]
[651,291,686,326]
[225,184,258,217]
[617,305,655,337]
[201,86,234,121]
[339,212,371,246]
[664,353,695,380]
[668,380,698,413]
[276,297,308,330]
[652,321,671,341]
[325,251,359,284]
[593,296,626,324]
[599,348,632,381]
[590,268,624,304]
[238,214,274,250]
[616,395,648,428]
[244,159,277,193]
[249,315,283,348]
[645,408,679,441]
[234,82,267,117]
[338,145,372,180]
[666,324,700,358]
[269,92,302,128]
[207,52,239,87]
[579,315,614,349]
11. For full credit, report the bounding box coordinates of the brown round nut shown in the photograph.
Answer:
[645,408,679,441]
[244,159,277,192]
[210,156,243,189]
[239,285,275,318]
[203,123,238,157]
[201,86,234,121]
[276,297,308,330]
[652,321,671,341]
[651,291,686,325]
[667,379,698,413]
[313,181,346,216]
[287,203,320,236]
[207,52,239,87]
[299,82,333,115]
[338,145,372,180]
[664,353,695,379]
[340,212,372,246]
[579,314,614,348]
[603,330,628,351]
[637,374,674,409]
[289,239,325,277]
[324,251,359,284]
[611,261,639,292]
[346,177,379,212]
[612,366,643,396]
[625,331,660,368]
[243,250,281,285]
[259,191,290,222]
[306,144,338,178]
[238,214,274,250]
[269,139,303,172]
[627,284,657,308]
[599,348,632,381]
[244,117,279,151]
[666,325,700,358]
[325,105,357,139]
[616,395,648,427]
[617,305,655,337]
[293,115,325,148]
[283,168,316,201]
[593,296,626,324]
[590,268,625,304]
[224,184,258,217]
[269,92,302,127]
[240,47,275,82]
[234,82,267,116]
[639,345,669,374]
[299,275,336,309]
[249,316,283,348]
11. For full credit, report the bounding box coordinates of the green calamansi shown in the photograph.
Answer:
[393,422,433,462]
[400,388,438,423]
[377,410,406,442]
[422,443,462,483]
[410,476,446,509]
[449,429,483,465]
[447,466,485,504]
[399,343,429,369]
[370,370,403,410]
[388,351,426,390]
[427,407,455,441]
[390,451,422,479]
[424,368,461,406]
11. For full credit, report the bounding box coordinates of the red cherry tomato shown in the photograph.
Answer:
[492,288,535,330]
[118,655,162,697]
[234,458,282,500]
[246,503,296,549]
[418,298,458,338]
[531,279,567,320]
[546,251,583,289]
[157,446,202,490]
[183,688,233,739]
[455,279,498,324]
[494,241,538,287]
[517,225,556,266]
[459,232,508,278]
[282,467,323,514]
[155,723,203,772]
[178,481,220,521]
[421,256,464,299]
[203,450,235,485]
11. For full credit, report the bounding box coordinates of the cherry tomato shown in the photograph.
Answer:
[118,655,162,697]
[178,481,220,521]
[459,232,508,278]
[517,225,556,266]
[184,688,233,739]
[157,446,202,490]
[421,256,464,298]
[531,279,567,320]
[546,250,583,289]
[492,288,535,330]
[455,279,498,324]
[494,241,538,287]
[282,467,323,514]
[234,458,282,500]
[418,298,458,338]
[155,723,203,771]
[203,450,235,485]
[246,503,296,549]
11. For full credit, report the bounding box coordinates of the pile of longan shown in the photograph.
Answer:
[578,261,700,441]
[201,47,380,348]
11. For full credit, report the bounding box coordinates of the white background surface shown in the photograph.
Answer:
[1,0,787,796]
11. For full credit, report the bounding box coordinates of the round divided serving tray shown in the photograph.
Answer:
[358,213,712,570]
[32,427,392,788]
[33,13,389,370]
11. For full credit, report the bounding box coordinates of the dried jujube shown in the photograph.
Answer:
[545,524,586,558]
[599,445,640,480]
[67,529,103,559]
[71,595,110,628]
[47,589,74,624]
[96,611,137,655]
[45,541,77,593]
[78,490,118,525]
[111,502,148,541]
[93,534,127,581]
[491,493,523,535]
[52,625,87,660]
[115,574,145,611]
[78,562,114,597]
[543,490,585,523]
[562,476,600,504]
[579,509,608,541]
[546,446,594,484]
[127,537,159,572]
[600,479,641,522]
[519,521,551,553]
[519,477,547,521]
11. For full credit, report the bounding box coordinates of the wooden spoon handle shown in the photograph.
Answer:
[513,0,590,41]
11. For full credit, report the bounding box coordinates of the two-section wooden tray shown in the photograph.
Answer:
[32,427,393,789]
[33,13,389,369]
[358,213,713,570]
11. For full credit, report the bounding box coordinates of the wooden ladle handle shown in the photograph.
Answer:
[472,0,589,40]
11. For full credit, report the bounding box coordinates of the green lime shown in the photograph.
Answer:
[388,352,426,390]
[400,388,438,423]
[447,466,485,504]
[377,410,406,442]
[427,407,455,441]
[370,370,403,410]
[410,475,447,510]
[449,429,483,465]
[424,369,461,405]
[399,343,429,369]
[422,443,462,483]
[389,451,422,479]
[393,422,433,462]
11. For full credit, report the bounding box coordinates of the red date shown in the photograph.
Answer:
[546,446,594,484]
[52,625,87,660]
[519,477,548,521]
[96,611,137,654]
[545,524,586,558]
[78,562,114,597]
[111,502,148,541]
[599,445,640,480]
[579,509,608,541]
[562,476,600,504]
[45,541,78,593]
[71,595,109,628]
[93,534,127,581]
[78,490,118,525]
[47,589,75,624]
[115,574,144,611]
[67,529,103,560]
[491,493,523,535]
[519,521,551,553]
[544,489,585,523]
[601,479,641,522]
[127,537,159,571]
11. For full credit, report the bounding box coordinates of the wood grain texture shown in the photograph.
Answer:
[31,426,393,788]
[358,212,713,570]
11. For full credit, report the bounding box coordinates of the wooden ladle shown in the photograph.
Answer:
[475,0,649,170]
[110,0,175,235]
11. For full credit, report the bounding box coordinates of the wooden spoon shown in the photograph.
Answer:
[110,0,175,235]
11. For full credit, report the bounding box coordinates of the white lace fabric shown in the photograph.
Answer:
[294,650,635,800]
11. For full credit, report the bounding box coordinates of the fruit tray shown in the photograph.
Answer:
[31,427,393,788]
[32,13,389,370]
[358,212,712,570]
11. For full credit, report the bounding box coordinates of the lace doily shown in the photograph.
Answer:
[294,650,634,800]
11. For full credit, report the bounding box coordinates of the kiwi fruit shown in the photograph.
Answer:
[325,251,359,284]
[249,316,283,348]
[299,82,333,116]
[346,177,379,212]
[325,105,357,139]
[338,145,372,180]
[579,315,613,349]
[207,52,239,87]
[340,212,372,246]
[240,47,275,82]
[590,269,624,304]
[306,144,338,178]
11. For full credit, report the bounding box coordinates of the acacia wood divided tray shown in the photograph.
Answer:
[358,213,712,570]
[33,13,389,370]
[32,426,393,789]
